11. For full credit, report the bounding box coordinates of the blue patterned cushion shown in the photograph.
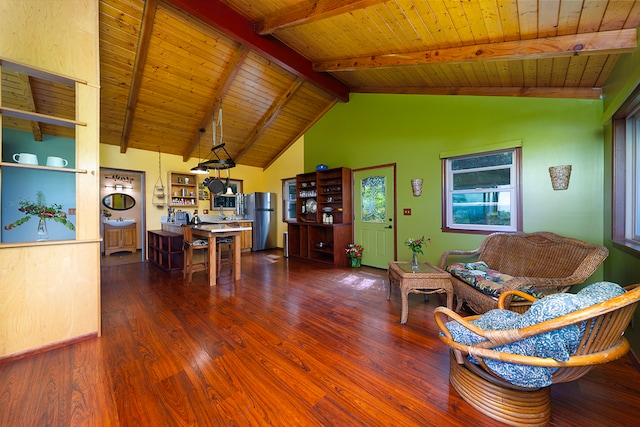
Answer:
[445,309,521,345]
[577,281,626,305]
[446,261,541,299]
[445,283,627,388]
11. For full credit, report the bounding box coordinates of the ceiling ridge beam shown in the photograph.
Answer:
[163,0,350,102]
[235,77,304,163]
[352,86,603,99]
[182,46,249,162]
[256,0,390,35]
[314,29,637,72]
[120,0,158,153]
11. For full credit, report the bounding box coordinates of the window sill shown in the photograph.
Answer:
[611,238,640,259]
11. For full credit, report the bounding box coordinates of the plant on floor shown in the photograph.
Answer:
[346,243,364,268]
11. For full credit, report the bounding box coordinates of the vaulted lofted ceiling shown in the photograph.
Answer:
[3,1,640,170]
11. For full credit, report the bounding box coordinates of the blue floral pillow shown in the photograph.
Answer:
[445,309,521,346]
[577,281,625,306]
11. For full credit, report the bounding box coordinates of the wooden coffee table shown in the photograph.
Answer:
[387,261,453,324]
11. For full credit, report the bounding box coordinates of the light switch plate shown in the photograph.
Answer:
[403,208,411,215]
[68,208,76,215]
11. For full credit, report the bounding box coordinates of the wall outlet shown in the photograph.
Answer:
[403,208,411,215]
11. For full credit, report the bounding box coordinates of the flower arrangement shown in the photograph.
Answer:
[346,243,364,267]
[346,243,364,259]
[103,209,112,218]
[405,236,430,254]
[3,191,75,231]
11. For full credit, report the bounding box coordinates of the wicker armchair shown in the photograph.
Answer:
[434,284,640,427]
[438,232,608,314]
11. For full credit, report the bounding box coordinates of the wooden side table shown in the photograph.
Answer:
[387,261,453,324]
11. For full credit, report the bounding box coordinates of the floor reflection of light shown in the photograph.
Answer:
[337,272,385,291]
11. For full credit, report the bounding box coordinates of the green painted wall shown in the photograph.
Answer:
[601,31,640,357]
[305,93,605,282]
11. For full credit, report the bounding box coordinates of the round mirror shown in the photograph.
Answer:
[102,193,136,210]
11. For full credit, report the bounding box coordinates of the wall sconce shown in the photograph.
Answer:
[549,165,572,190]
[104,184,133,191]
[411,178,423,196]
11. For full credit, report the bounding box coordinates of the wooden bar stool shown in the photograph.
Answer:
[181,225,208,283]
[216,236,234,277]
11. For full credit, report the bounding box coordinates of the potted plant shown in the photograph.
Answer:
[345,243,364,268]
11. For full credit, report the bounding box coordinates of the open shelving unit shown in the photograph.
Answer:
[147,230,184,272]
[168,171,198,207]
[288,167,352,266]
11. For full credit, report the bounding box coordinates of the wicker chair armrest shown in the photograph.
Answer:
[468,338,630,368]
[497,290,538,309]
[438,249,481,269]
[433,306,483,341]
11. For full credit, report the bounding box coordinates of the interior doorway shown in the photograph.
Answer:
[100,168,146,266]
[353,164,396,269]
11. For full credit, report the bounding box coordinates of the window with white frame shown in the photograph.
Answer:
[443,148,522,233]
[613,85,640,252]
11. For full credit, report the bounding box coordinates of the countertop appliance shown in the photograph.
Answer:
[245,192,276,251]
[174,211,190,224]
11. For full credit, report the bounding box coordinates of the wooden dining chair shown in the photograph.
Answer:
[181,225,208,283]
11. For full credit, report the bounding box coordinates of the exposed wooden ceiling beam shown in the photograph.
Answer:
[120,0,158,153]
[263,99,338,170]
[314,29,637,72]
[163,0,350,102]
[235,77,304,163]
[182,46,249,162]
[256,0,390,35]
[353,86,603,100]
[15,73,43,141]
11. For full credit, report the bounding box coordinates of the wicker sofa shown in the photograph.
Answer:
[438,232,608,314]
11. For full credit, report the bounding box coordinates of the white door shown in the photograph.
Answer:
[353,166,396,269]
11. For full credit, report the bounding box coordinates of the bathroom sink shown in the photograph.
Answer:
[104,219,136,226]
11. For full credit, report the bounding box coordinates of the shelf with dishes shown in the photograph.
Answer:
[0,162,87,173]
[295,167,351,224]
[168,171,198,207]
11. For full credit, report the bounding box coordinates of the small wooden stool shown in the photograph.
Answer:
[182,225,208,283]
[216,236,234,277]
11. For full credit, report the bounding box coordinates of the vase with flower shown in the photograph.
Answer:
[405,236,430,271]
[345,243,364,268]
[3,191,75,241]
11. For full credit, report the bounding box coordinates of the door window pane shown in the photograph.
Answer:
[361,176,386,222]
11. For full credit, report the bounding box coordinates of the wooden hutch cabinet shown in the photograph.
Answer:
[287,167,352,266]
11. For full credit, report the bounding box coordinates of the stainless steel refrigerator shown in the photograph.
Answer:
[245,192,277,251]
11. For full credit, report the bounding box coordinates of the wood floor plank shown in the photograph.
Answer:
[1,251,640,426]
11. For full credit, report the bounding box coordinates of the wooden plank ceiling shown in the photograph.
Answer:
[2,0,639,169]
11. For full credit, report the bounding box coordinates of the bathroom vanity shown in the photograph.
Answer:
[103,221,137,255]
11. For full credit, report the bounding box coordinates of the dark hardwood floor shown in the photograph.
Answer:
[2,250,640,426]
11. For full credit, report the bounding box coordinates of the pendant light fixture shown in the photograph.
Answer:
[190,128,210,175]
[199,102,236,170]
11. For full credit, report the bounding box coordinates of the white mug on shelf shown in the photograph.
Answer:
[13,152,39,165]
[46,156,69,167]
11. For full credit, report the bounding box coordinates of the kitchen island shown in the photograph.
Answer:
[162,219,253,252]
[190,223,252,286]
